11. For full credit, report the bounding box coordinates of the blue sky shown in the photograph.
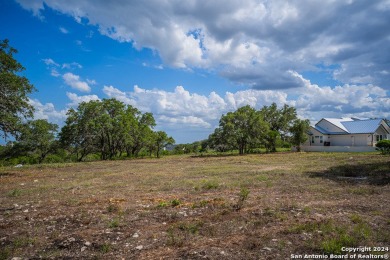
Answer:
[1,0,389,143]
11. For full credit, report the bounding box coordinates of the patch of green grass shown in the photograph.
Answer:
[321,234,356,254]
[170,199,181,207]
[196,179,219,190]
[349,213,363,224]
[157,201,168,208]
[256,174,269,182]
[108,218,120,228]
[101,243,111,253]
[7,188,22,197]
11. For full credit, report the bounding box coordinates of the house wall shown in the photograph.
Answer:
[328,134,370,146]
[301,146,376,152]
[317,119,345,133]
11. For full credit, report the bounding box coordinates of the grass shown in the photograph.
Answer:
[0,152,389,258]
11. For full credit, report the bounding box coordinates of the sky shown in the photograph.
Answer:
[1,0,390,144]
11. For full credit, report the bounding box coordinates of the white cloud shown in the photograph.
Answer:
[66,92,100,107]
[102,85,290,129]
[16,0,390,90]
[28,99,67,123]
[62,62,82,69]
[62,72,91,92]
[42,58,59,67]
[59,26,69,34]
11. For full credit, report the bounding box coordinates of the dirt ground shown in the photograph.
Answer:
[1,152,389,259]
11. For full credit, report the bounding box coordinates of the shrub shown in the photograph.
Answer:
[376,140,390,155]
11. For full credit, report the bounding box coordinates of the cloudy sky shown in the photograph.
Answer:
[1,0,389,143]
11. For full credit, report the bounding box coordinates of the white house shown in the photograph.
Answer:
[303,118,390,152]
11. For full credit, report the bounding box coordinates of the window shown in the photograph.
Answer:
[376,135,383,142]
[320,136,323,143]
[311,136,314,143]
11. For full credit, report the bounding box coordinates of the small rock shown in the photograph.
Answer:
[162,222,167,225]
[135,245,143,250]
[263,247,272,252]
[11,257,23,260]
[14,164,23,168]
[34,180,38,182]
[85,241,91,246]
[220,251,226,255]
[23,209,29,213]
[271,239,278,242]
[81,246,87,252]
[132,233,139,238]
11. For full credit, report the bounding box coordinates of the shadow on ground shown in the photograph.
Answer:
[308,161,390,186]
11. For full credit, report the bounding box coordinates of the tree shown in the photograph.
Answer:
[18,119,58,163]
[211,105,268,155]
[260,103,297,152]
[59,98,157,161]
[290,119,310,152]
[154,131,175,158]
[0,39,36,139]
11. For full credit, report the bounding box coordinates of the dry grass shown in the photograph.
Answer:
[0,152,389,259]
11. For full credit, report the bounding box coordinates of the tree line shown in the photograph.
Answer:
[206,104,309,154]
[0,39,174,164]
[1,38,310,165]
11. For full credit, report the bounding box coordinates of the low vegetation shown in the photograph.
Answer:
[1,152,389,259]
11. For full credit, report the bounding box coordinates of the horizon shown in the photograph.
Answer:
[1,0,389,144]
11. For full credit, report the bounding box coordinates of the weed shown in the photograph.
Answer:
[0,246,10,260]
[202,180,219,190]
[233,187,250,211]
[101,243,111,253]
[170,199,181,207]
[8,188,22,197]
[108,218,120,228]
[177,221,204,234]
[192,200,209,208]
[167,227,183,247]
[303,206,312,214]
[107,204,120,213]
[256,174,268,182]
[157,201,168,208]
[349,213,363,224]
[321,234,356,254]
[353,222,371,240]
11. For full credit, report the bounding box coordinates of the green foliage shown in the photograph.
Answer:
[376,140,390,155]
[209,105,269,155]
[208,103,299,154]
[58,98,170,161]
[233,187,250,210]
[8,188,22,197]
[108,218,120,228]
[170,199,181,207]
[0,39,36,139]
[290,119,310,152]
[17,119,58,163]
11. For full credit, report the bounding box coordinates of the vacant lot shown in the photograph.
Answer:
[1,152,389,259]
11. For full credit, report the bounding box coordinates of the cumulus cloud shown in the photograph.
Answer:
[102,83,390,132]
[17,0,390,90]
[62,72,91,92]
[102,85,290,129]
[66,92,100,107]
[28,99,67,123]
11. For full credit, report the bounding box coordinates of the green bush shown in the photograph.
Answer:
[43,154,64,164]
[376,140,390,154]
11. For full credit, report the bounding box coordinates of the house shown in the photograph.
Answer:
[303,118,390,152]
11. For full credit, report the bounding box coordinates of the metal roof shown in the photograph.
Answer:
[341,118,383,134]
[312,118,387,135]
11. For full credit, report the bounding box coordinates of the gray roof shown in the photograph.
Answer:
[312,118,387,134]
[342,119,383,134]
